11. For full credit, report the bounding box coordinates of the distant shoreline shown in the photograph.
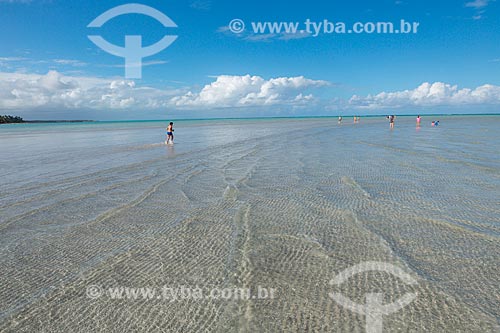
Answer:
[2,113,499,124]
[1,120,95,124]
[24,120,95,123]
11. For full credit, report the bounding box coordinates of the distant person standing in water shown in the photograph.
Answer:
[389,115,395,128]
[416,115,421,126]
[338,116,342,124]
[166,122,174,144]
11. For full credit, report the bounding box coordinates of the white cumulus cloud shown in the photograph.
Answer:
[0,70,182,110]
[170,74,328,108]
[349,82,500,109]
[0,71,328,111]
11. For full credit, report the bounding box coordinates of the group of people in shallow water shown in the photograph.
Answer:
[416,115,439,127]
[166,115,441,143]
[387,115,440,128]
[338,116,361,124]
[337,114,440,129]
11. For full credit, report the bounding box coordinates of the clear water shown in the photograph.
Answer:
[0,116,499,331]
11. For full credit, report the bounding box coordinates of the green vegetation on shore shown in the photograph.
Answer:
[0,115,95,124]
[0,115,24,124]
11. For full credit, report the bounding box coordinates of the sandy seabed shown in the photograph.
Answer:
[0,117,499,332]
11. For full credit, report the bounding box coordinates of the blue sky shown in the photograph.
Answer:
[0,0,499,119]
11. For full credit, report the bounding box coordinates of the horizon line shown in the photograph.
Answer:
[14,112,500,123]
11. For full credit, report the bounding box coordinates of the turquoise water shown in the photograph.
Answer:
[0,115,499,331]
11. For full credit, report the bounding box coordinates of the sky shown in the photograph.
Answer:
[0,0,499,120]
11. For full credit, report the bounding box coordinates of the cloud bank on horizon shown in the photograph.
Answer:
[349,82,500,109]
[0,71,499,114]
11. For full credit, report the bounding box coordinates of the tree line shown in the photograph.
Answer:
[0,115,24,124]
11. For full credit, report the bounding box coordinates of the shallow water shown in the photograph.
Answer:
[0,116,499,331]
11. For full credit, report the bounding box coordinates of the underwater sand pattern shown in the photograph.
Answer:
[0,117,499,332]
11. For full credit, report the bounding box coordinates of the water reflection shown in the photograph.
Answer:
[165,143,176,156]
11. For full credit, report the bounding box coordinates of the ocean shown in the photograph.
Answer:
[1,115,499,331]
